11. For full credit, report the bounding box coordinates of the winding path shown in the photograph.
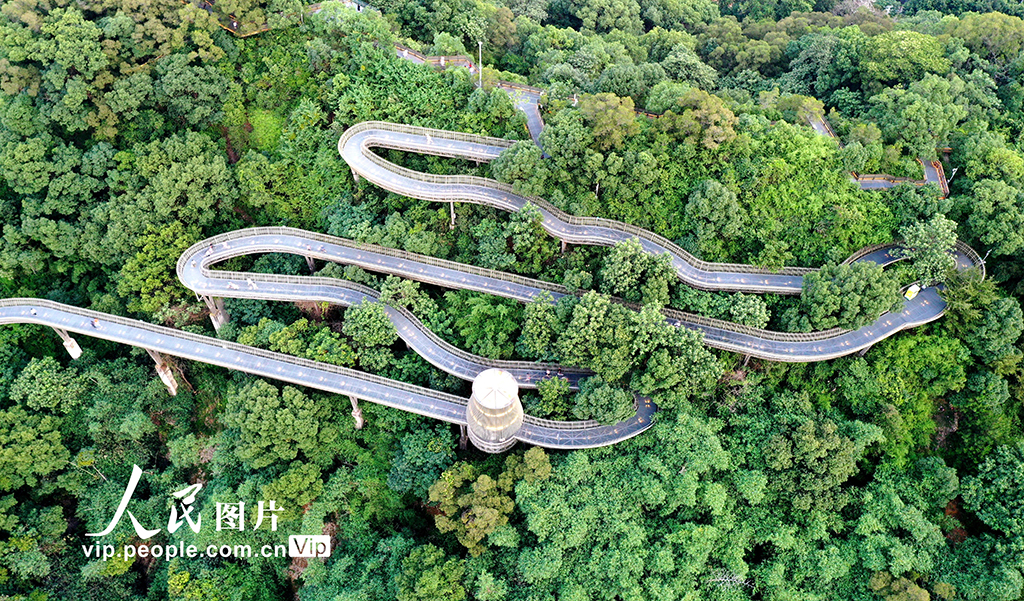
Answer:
[0,115,980,450]
[336,121,983,361]
[0,299,653,449]
[807,114,950,197]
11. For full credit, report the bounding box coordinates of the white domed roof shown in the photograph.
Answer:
[471,369,519,409]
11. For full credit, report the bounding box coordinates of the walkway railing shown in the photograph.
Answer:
[342,122,817,282]
[0,299,471,408]
[808,115,949,198]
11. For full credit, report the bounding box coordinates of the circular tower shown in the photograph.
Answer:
[466,369,524,453]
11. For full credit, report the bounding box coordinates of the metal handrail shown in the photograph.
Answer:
[0,299,472,407]
[182,227,857,346]
[181,237,590,377]
[342,122,817,280]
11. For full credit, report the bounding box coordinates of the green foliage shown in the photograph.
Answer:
[860,30,950,92]
[599,238,674,307]
[428,448,551,556]
[221,380,340,469]
[0,406,68,492]
[572,376,634,424]
[118,222,202,315]
[898,214,958,286]
[248,109,285,153]
[579,92,640,150]
[396,544,466,601]
[658,88,738,150]
[681,179,746,261]
[261,461,325,520]
[8,356,87,414]
[787,262,903,331]
[343,301,399,348]
[387,425,457,498]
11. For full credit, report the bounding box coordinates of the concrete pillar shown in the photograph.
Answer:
[351,169,360,183]
[560,240,567,254]
[742,355,751,367]
[305,255,316,273]
[449,202,456,230]
[53,328,82,359]
[349,396,364,429]
[146,349,179,396]
[858,345,871,357]
[459,425,468,450]
[200,295,229,331]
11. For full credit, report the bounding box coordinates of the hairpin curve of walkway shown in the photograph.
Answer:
[0,123,981,451]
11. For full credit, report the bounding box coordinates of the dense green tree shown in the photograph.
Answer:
[681,179,746,260]
[572,0,643,34]
[343,301,399,348]
[0,405,68,492]
[599,238,674,307]
[8,356,87,414]
[387,425,457,498]
[961,297,1024,364]
[428,449,551,555]
[898,214,958,285]
[490,141,550,197]
[396,544,467,601]
[658,88,738,150]
[578,92,640,151]
[965,179,1024,257]
[117,221,202,315]
[518,292,560,360]
[869,75,967,159]
[572,376,634,423]
[859,30,950,92]
[449,293,523,359]
[786,262,903,331]
[221,380,340,469]
[661,45,718,89]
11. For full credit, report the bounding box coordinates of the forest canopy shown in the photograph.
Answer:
[0,0,1022,599]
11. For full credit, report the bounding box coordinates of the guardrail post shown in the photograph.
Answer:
[52,328,82,359]
[145,349,179,396]
[459,424,468,450]
[200,295,230,331]
[349,396,364,429]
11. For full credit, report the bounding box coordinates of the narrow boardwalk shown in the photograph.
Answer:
[807,114,950,197]
[338,121,984,362]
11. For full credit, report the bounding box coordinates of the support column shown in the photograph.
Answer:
[305,255,316,273]
[351,169,360,183]
[200,295,229,331]
[53,328,82,359]
[449,202,456,230]
[349,396,364,430]
[145,349,179,396]
[858,345,871,357]
[742,355,751,367]
[560,240,567,254]
[459,425,468,450]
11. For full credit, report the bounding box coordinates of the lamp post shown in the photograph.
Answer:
[478,40,483,88]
